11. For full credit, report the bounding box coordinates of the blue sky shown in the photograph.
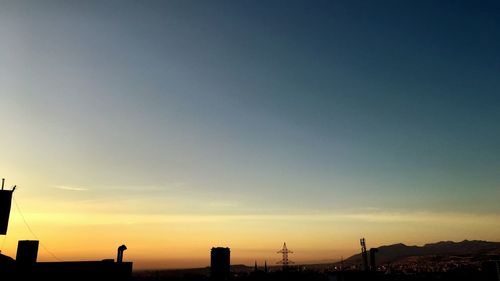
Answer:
[0,0,499,267]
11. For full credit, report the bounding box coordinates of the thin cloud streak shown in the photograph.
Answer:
[17,210,500,226]
[52,185,88,191]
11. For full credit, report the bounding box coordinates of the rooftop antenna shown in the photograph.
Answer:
[1,178,4,190]
[277,242,294,270]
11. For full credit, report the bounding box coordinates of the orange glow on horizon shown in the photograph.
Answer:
[2,196,499,269]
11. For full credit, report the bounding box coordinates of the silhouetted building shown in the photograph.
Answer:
[0,239,133,280]
[369,248,378,271]
[13,260,133,281]
[16,240,39,264]
[5,242,133,280]
[211,247,230,280]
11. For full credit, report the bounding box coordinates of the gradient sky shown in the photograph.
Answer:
[1,0,499,269]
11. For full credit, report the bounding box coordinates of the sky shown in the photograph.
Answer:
[0,0,500,269]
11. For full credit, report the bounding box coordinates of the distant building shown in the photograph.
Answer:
[211,247,230,280]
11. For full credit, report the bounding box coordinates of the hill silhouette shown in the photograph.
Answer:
[341,240,500,266]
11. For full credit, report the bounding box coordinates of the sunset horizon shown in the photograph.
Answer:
[1,0,499,273]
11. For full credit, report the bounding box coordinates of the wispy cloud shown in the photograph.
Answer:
[205,200,240,208]
[52,185,88,191]
[21,209,500,227]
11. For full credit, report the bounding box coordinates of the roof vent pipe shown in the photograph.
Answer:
[117,244,127,263]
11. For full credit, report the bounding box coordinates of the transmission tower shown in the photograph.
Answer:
[277,242,293,270]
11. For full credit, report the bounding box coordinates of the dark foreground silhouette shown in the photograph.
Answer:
[133,264,500,281]
[0,256,133,281]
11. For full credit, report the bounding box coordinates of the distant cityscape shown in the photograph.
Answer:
[135,240,500,281]
[1,179,500,281]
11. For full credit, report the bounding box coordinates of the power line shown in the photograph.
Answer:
[13,197,63,262]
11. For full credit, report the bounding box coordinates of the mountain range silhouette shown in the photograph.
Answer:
[340,240,500,266]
